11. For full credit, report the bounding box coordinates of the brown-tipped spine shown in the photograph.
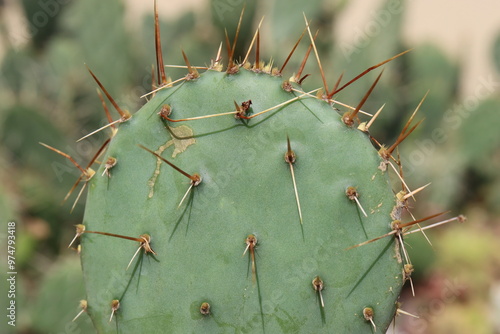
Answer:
[332,49,411,96]
[86,65,131,120]
[342,70,384,127]
[226,5,245,73]
[181,49,199,79]
[154,0,167,86]
[138,145,201,185]
[294,30,318,83]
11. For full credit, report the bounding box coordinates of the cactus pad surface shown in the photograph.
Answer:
[47,4,462,333]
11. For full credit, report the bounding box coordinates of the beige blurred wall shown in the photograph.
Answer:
[126,0,500,97]
[335,0,500,98]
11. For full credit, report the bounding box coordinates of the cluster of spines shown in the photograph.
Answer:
[40,2,467,331]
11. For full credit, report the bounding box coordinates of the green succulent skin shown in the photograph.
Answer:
[80,68,404,333]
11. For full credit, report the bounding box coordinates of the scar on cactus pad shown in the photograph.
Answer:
[41,3,466,333]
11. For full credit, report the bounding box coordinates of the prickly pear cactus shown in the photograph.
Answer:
[51,4,462,334]
[82,69,404,332]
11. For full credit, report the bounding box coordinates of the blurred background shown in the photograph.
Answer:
[0,0,499,333]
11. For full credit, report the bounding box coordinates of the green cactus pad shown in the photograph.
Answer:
[80,68,405,333]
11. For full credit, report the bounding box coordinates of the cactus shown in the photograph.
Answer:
[43,3,465,333]
[30,257,95,333]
